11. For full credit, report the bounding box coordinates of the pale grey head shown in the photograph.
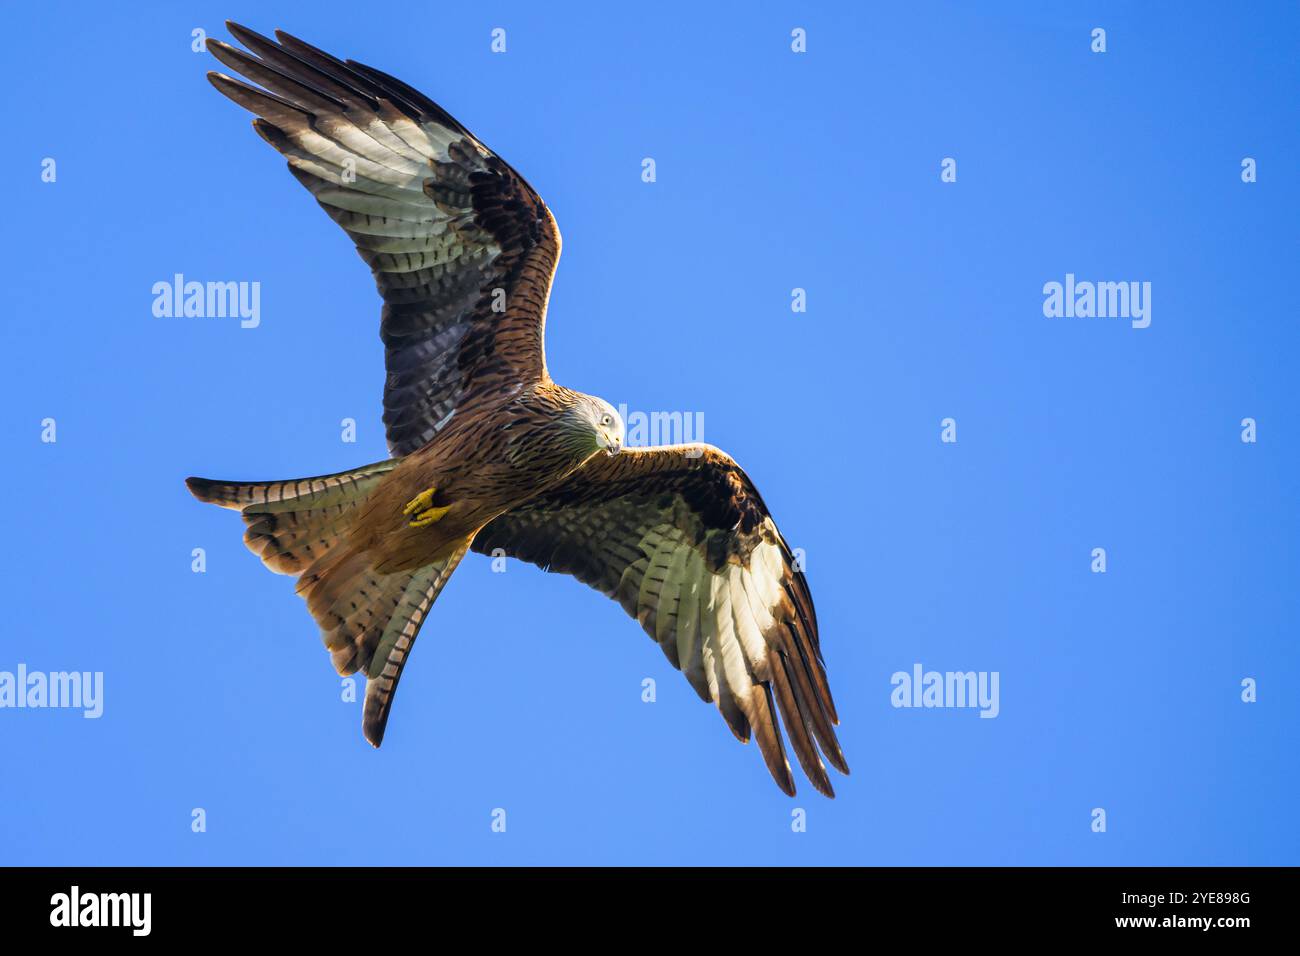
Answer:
[561,393,625,458]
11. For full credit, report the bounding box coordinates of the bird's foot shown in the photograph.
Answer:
[403,486,451,528]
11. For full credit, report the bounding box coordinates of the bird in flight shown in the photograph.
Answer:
[188,23,848,797]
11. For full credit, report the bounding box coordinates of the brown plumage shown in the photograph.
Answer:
[187,23,848,796]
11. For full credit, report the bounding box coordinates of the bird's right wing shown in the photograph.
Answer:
[207,22,562,456]
[472,445,849,797]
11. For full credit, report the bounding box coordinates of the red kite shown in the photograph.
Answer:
[188,23,848,796]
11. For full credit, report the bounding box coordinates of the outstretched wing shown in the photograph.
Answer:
[471,445,849,797]
[206,22,560,455]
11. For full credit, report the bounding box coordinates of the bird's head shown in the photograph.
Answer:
[567,394,624,457]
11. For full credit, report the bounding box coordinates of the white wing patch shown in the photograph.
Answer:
[623,522,792,744]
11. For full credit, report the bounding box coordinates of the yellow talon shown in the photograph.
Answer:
[403,486,451,528]
[403,487,436,515]
[408,504,451,528]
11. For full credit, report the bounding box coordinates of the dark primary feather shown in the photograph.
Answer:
[473,445,849,797]
[206,21,561,457]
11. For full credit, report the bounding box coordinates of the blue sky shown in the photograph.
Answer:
[2,1,1297,865]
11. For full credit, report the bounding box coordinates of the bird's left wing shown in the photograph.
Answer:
[471,445,849,797]
[206,23,561,455]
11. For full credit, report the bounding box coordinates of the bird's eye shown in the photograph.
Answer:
[600,414,612,426]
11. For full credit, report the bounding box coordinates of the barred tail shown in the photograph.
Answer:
[186,460,469,746]
[296,536,470,746]
[185,459,401,575]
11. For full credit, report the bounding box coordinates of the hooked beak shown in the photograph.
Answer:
[601,431,622,456]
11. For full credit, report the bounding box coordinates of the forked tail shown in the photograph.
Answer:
[186,460,470,745]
